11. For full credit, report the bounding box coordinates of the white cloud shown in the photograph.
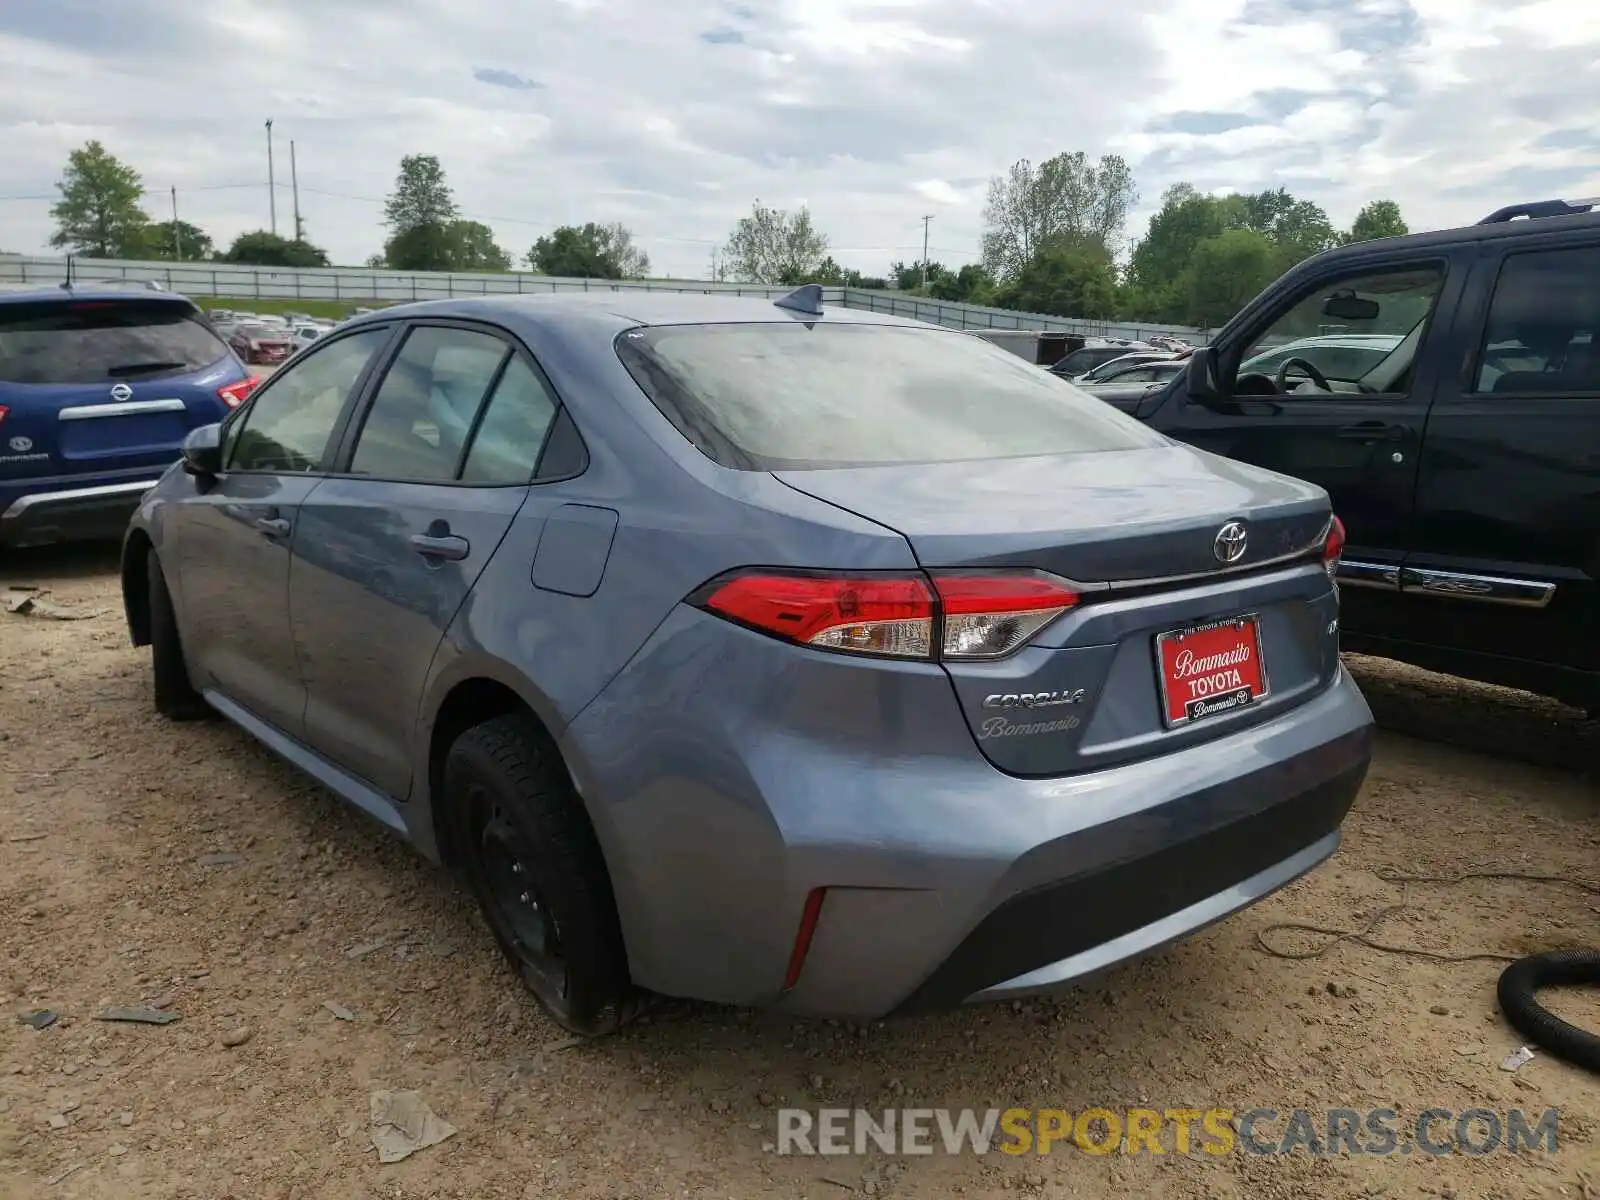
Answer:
[0,0,1596,277]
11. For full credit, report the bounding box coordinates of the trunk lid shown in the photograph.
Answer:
[775,444,1342,777]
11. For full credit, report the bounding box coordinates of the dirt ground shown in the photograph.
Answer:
[2,545,1598,1200]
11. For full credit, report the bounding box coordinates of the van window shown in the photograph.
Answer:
[1473,246,1600,394]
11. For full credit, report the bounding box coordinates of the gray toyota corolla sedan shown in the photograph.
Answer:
[121,288,1373,1034]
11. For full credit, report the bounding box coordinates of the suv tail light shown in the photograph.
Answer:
[0,404,7,428]
[694,570,1079,661]
[1323,515,1346,580]
[218,377,261,409]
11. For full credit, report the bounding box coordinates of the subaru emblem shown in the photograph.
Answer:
[1213,521,1248,565]
[109,383,133,402]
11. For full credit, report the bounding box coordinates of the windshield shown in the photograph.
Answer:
[0,299,229,384]
[617,322,1166,470]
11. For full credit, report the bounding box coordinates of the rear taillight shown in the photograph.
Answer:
[218,377,261,409]
[1323,515,1346,580]
[0,405,7,428]
[933,574,1081,659]
[695,569,1079,661]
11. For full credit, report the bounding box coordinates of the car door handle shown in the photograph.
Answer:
[409,533,470,561]
[1337,421,1403,442]
[254,516,291,539]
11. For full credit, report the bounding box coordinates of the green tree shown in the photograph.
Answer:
[1232,187,1339,267]
[527,222,650,278]
[220,230,331,268]
[1346,199,1409,244]
[143,219,213,261]
[722,201,829,284]
[446,220,512,271]
[1183,228,1279,328]
[991,240,1120,319]
[929,263,995,305]
[49,141,150,259]
[381,154,463,270]
[981,151,1137,281]
[384,153,459,233]
[1126,184,1230,321]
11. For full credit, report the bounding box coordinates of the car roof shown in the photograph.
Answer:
[0,286,198,308]
[1298,205,1600,272]
[337,290,939,338]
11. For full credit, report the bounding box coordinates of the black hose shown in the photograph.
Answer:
[1496,950,1600,1074]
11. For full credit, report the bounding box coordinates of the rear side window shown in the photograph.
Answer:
[460,358,559,484]
[617,323,1164,470]
[1473,246,1600,394]
[0,300,229,384]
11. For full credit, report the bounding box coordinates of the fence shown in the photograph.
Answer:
[0,254,1211,344]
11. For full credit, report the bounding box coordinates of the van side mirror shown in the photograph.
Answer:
[1186,346,1221,401]
[181,423,224,477]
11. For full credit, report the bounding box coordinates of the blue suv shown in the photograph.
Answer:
[0,286,258,548]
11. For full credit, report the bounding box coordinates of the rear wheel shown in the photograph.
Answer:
[147,549,212,721]
[444,714,636,1035]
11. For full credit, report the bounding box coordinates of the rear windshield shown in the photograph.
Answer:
[616,322,1165,470]
[0,300,230,385]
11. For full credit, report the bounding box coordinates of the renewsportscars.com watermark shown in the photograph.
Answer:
[773,1107,1561,1158]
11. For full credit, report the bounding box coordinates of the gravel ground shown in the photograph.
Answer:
[1,545,1597,1199]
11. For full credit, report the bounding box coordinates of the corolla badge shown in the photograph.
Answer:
[1213,521,1248,564]
[8,436,32,452]
[109,383,133,402]
[982,689,1087,709]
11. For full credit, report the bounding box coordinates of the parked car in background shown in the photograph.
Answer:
[290,323,328,353]
[123,289,1371,1033]
[1135,196,1600,716]
[1075,358,1189,409]
[0,287,258,547]
[228,321,294,365]
[1065,349,1180,384]
[1049,338,1158,379]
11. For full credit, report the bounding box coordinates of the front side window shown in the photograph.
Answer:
[227,328,390,472]
[1236,265,1445,397]
[617,322,1166,470]
[348,326,509,481]
[1473,246,1600,395]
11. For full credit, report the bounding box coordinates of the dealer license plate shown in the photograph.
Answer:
[1154,614,1269,727]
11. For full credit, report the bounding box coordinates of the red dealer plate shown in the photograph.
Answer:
[1154,614,1269,727]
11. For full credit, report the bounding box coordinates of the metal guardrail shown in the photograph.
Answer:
[0,255,1210,343]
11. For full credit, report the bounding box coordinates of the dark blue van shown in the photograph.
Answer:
[0,286,259,547]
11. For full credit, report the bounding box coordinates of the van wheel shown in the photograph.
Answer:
[147,549,212,721]
[444,714,636,1036]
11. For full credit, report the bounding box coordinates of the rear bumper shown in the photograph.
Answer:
[0,476,162,548]
[561,606,1374,1019]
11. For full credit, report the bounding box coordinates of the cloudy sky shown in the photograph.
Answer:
[1,0,1597,278]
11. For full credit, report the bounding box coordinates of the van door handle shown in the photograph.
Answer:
[409,532,470,561]
[1337,421,1403,442]
[254,516,291,539]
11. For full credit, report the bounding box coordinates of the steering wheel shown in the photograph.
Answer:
[1275,356,1332,393]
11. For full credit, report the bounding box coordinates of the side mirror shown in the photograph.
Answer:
[181,423,224,478]
[1322,292,1380,321]
[1185,345,1221,401]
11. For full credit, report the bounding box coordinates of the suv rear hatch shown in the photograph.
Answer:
[0,295,250,481]
[618,318,1345,777]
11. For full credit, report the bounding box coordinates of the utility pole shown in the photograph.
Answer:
[171,187,182,261]
[920,215,933,289]
[265,118,277,236]
[290,140,303,241]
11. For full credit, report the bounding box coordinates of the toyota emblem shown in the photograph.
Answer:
[109,383,133,402]
[1213,521,1248,564]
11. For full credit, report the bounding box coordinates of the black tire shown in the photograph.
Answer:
[1497,950,1600,1075]
[444,714,636,1035]
[147,549,212,721]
